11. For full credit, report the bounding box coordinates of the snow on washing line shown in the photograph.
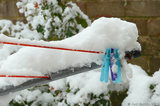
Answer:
[0,41,104,54]
[0,34,140,79]
[0,35,104,79]
[0,17,141,95]
[0,34,105,54]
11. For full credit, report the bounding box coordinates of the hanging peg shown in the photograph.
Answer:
[100,48,122,84]
[100,49,110,83]
[114,49,122,83]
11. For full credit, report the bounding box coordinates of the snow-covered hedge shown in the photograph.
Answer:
[9,71,112,106]
[0,0,90,40]
[9,65,160,106]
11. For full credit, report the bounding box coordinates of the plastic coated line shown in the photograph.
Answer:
[0,41,105,54]
[0,75,50,79]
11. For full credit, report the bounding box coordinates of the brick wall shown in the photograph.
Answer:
[0,0,160,74]
[0,0,24,23]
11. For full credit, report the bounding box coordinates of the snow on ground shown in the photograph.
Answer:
[0,17,140,88]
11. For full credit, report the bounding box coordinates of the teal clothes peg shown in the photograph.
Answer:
[114,49,122,83]
[100,53,106,82]
[104,49,110,83]
[100,49,110,83]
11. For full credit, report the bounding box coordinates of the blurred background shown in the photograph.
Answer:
[0,0,160,75]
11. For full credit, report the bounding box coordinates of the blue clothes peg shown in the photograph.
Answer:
[110,48,117,82]
[114,49,122,83]
[110,48,118,83]
[110,48,114,81]
[100,53,106,82]
[100,48,122,83]
[100,49,110,83]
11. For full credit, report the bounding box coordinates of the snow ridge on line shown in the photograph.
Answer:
[0,17,140,88]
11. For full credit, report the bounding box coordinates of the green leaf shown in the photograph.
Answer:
[57,0,65,10]
[43,15,47,20]
[66,88,71,93]
[76,16,88,28]
[150,84,155,90]
[42,3,49,10]
[66,27,74,37]
[54,13,63,21]
[74,88,80,94]
[9,99,25,106]
[99,93,104,98]
[37,25,44,34]
[53,90,62,97]
[66,83,71,93]
[51,13,54,18]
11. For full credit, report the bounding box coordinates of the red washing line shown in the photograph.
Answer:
[0,75,50,78]
[0,41,105,54]
[0,40,104,78]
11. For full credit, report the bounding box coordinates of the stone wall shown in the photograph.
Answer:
[0,0,159,74]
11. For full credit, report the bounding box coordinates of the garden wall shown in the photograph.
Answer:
[0,0,160,74]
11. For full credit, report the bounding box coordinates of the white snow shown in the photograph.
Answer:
[50,69,111,105]
[0,20,13,35]
[0,92,20,106]
[0,17,151,106]
[6,65,160,106]
[122,66,160,106]
[122,64,152,105]
[0,1,159,103]
[49,65,160,106]
[3,0,160,106]
[0,18,140,88]
[16,0,91,39]
[0,20,42,40]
